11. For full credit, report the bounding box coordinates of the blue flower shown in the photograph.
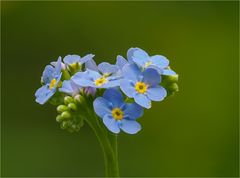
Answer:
[120,64,167,109]
[85,56,127,78]
[59,80,81,96]
[35,57,62,105]
[93,88,143,134]
[125,47,176,76]
[63,54,94,68]
[71,69,120,88]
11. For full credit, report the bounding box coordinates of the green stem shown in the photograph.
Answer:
[83,109,120,177]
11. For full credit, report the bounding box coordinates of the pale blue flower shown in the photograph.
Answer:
[93,88,143,134]
[35,57,62,105]
[59,80,81,96]
[120,64,167,109]
[63,54,94,67]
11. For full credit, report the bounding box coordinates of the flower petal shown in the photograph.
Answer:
[35,85,55,105]
[143,68,161,86]
[150,55,169,68]
[122,63,141,81]
[119,119,141,134]
[134,93,151,109]
[116,55,128,69]
[103,88,123,107]
[80,54,95,64]
[162,69,176,76]
[63,55,80,65]
[55,57,62,75]
[85,59,98,71]
[71,72,94,87]
[98,62,118,74]
[120,79,135,98]
[103,115,120,134]
[127,47,139,63]
[122,103,143,120]
[147,86,167,101]
[103,79,120,88]
[93,97,112,118]
[59,80,80,96]
[42,65,55,84]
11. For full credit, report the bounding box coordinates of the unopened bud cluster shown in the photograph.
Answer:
[56,96,84,132]
[161,74,179,96]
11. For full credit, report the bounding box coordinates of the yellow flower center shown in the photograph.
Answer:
[94,77,108,86]
[144,61,152,68]
[112,108,124,120]
[70,63,78,69]
[49,78,57,90]
[135,82,148,94]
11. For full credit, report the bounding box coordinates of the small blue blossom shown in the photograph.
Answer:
[120,64,167,109]
[63,54,94,67]
[35,57,62,105]
[93,88,143,134]
[124,47,176,76]
[71,70,120,88]
[59,80,81,96]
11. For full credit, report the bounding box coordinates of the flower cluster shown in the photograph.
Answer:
[35,48,178,134]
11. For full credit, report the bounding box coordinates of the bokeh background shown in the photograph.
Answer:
[1,1,239,177]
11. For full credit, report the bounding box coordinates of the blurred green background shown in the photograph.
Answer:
[1,1,239,177]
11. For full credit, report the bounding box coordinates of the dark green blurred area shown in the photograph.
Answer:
[1,1,239,177]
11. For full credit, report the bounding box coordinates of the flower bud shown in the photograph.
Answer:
[166,75,178,83]
[60,121,69,129]
[61,111,71,119]
[68,103,77,111]
[168,83,179,92]
[57,105,68,113]
[74,94,85,104]
[64,96,74,105]
[56,115,63,123]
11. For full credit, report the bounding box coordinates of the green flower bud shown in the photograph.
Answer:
[64,96,74,105]
[60,121,69,129]
[56,115,63,123]
[74,94,85,104]
[166,75,178,83]
[57,105,68,113]
[68,103,77,111]
[61,111,71,119]
[168,83,179,92]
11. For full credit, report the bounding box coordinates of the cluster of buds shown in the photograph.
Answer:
[56,95,84,132]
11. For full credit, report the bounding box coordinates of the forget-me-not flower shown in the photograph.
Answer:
[71,69,120,88]
[120,64,167,109]
[123,47,176,76]
[93,88,143,134]
[63,54,94,69]
[35,57,62,105]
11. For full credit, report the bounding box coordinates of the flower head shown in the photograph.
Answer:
[126,47,176,76]
[63,54,94,67]
[71,70,120,88]
[93,88,143,134]
[35,57,62,105]
[120,64,167,109]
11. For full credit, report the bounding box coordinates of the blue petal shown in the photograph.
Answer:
[142,68,161,86]
[103,88,123,107]
[71,71,94,87]
[127,47,141,63]
[103,115,120,134]
[63,55,80,65]
[103,79,120,88]
[59,80,80,96]
[35,85,55,105]
[119,119,141,134]
[80,54,95,64]
[162,69,176,75]
[120,79,135,98]
[132,48,149,67]
[150,55,169,68]
[116,55,128,69]
[93,97,112,118]
[86,70,102,80]
[122,103,143,120]
[147,86,167,101]
[98,62,118,74]
[85,59,98,71]
[122,63,141,81]
[42,65,55,84]
[55,57,62,75]
[134,93,151,109]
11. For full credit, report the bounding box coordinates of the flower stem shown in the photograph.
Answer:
[84,109,120,177]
